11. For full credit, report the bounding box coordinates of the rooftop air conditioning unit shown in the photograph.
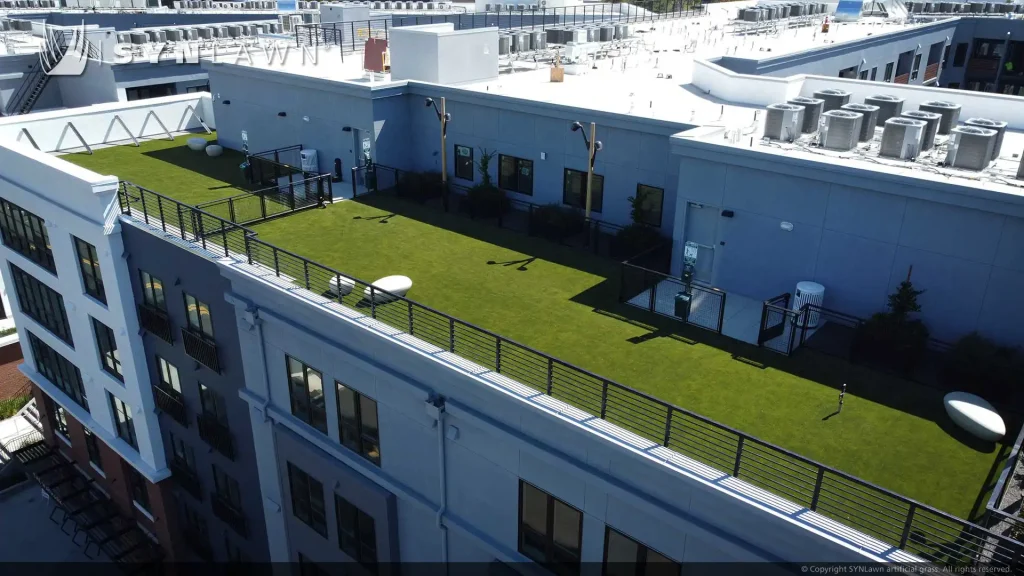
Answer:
[130,31,148,44]
[901,110,941,151]
[197,26,213,38]
[944,126,996,171]
[864,94,904,126]
[964,118,1007,162]
[117,31,130,43]
[918,100,961,134]
[764,103,804,142]
[840,103,880,141]
[820,110,863,151]
[165,29,183,41]
[879,117,926,160]
[813,88,851,112]
[787,97,825,133]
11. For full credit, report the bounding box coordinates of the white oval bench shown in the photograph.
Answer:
[187,137,207,151]
[944,391,1005,442]
[327,276,355,297]
[205,144,223,157]
[364,275,412,304]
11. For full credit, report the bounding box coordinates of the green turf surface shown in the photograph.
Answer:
[61,133,1009,521]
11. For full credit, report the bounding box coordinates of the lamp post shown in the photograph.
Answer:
[425,97,451,207]
[570,121,602,220]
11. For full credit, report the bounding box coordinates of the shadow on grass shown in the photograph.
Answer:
[142,144,252,193]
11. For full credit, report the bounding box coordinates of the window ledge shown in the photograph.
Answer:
[89,462,106,478]
[133,500,155,522]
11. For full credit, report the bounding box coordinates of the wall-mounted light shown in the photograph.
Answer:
[278,112,287,117]
[302,116,310,122]
[342,126,352,132]
[222,100,231,105]
[780,221,794,232]
[721,209,734,218]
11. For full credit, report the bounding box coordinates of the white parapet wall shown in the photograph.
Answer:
[0,92,216,154]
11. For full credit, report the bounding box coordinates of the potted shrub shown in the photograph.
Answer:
[466,148,508,218]
[852,269,929,375]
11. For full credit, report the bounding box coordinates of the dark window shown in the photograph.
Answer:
[858,69,869,80]
[74,237,106,304]
[184,293,214,339]
[563,168,604,213]
[127,465,151,513]
[287,462,327,537]
[336,494,377,571]
[170,432,197,472]
[139,270,166,310]
[125,83,176,101]
[337,382,380,466]
[884,62,894,81]
[52,403,69,438]
[84,428,103,471]
[178,496,210,550]
[10,265,73,345]
[288,356,327,434]
[943,44,951,69]
[911,53,922,80]
[92,318,122,381]
[28,332,88,411]
[186,83,210,94]
[156,356,181,393]
[199,383,228,426]
[632,185,664,228]
[838,65,858,78]
[298,553,330,576]
[518,481,583,576]
[953,43,968,66]
[110,392,137,449]
[213,464,243,510]
[0,199,55,273]
[498,155,534,196]
[455,145,474,181]
[870,66,878,81]
[603,527,680,576]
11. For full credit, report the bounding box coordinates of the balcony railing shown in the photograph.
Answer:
[153,385,187,427]
[182,527,213,561]
[212,494,248,538]
[924,62,940,81]
[894,72,910,84]
[181,327,220,373]
[197,413,234,460]
[170,459,202,501]
[137,304,173,343]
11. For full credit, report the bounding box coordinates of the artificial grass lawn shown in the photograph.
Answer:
[62,134,1006,520]
[61,133,249,206]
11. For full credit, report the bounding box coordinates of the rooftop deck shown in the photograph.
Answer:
[61,133,1013,522]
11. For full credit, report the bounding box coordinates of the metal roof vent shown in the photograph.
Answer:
[813,89,852,112]
[880,117,926,160]
[840,103,880,141]
[820,110,863,151]
[900,110,941,151]
[945,126,997,171]
[964,118,1008,162]
[865,94,905,126]
[919,101,961,134]
[788,97,825,133]
[764,104,805,142]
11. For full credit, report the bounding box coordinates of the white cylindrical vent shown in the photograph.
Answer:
[793,281,825,328]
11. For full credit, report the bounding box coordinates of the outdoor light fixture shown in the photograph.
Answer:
[425,97,452,207]
[278,112,286,117]
[569,121,602,219]
[222,100,231,105]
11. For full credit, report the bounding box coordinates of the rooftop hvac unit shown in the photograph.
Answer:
[197,26,213,38]
[498,34,510,54]
[531,30,545,50]
[764,103,804,142]
[944,126,996,171]
[918,100,961,134]
[185,28,199,40]
[130,31,148,44]
[117,31,130,43]
[840,103,880,141]
[820,110,863,151]
[900,110,940,151]
[813,88,851,112]
[546,28,562,44]
[880,117,926,160]
[165,29,183,41]
[970,1,983,11]
[787,97,825,133]
[939,1,952,10]
[228,25,242,37]
[865,94,904,126]
[964,118,1007,162]
[599,25,613,42]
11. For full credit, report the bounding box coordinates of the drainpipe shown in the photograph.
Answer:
[249,307,273,422]
[428,394,450,566]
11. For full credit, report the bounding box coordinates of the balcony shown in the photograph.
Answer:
[966,57,1000,78]
[170,459,202,501]
[197,413,235,460]
[138,304,173,343]
[182,527,213,561]
[894,73,910,84]
[924,62,940,82]
[182,327,221,373]
[212,494,248,538]
[153,385,187,427]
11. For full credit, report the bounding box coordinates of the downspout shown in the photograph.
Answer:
[251,307,273,422]
[433,395,450,566]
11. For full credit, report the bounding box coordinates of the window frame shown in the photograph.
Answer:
[454,144,474,181]
[10,264,73,346]
[52,403,69,439]
[562,168,604,214]
[183,293,214,340]
[84,428,103,471]
[336,381,381,466]
[212,463,243,510]
[156,356,181,394]
[953,42,968,66]
[198,382,228,426]
[127,465,152,513]
[288,356,327,434]
[170,432,197,473]
[498,154,534,196]
[287,462,328,537]
[0,199,56,273]
[632,184,665,228]
[109,392,138,449]
[870,66,878,81]
[518,480,583,576]
[28,332,88,411]
[92,317,122,381]
[336,493,378,571]
[602,526,680,576]
[74,237,106,304]
[911,53,922,80]
[884,62,894,82]
[139,270,167,311]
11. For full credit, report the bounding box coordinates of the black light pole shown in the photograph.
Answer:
[570,121,602,220]
[425,97,451,208]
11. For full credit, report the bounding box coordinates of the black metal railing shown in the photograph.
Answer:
[181,327,220,374]
[137,304,173,343]
[153,385,187,427]
[197,174,333,226]
[295,19,390,53]
[182,527,213,561]
[197,413,234,460]
[388,4,707,32]
[211,494,248,538]
[170,460,202,501]
[116,180,1024,570]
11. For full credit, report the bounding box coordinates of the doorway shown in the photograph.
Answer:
[683,202,718,285]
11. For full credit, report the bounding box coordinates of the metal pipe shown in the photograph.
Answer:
[253,308,272,422]
[436,398,449,566]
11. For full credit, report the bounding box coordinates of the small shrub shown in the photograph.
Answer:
[530,204,586,241]
[944,332,1023,403]
[398,171,444,203]
[852,274,929,375]
[0,394,30,420]
[466,184,508,219]
[613,223,663,260]
[0,326,16,337]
